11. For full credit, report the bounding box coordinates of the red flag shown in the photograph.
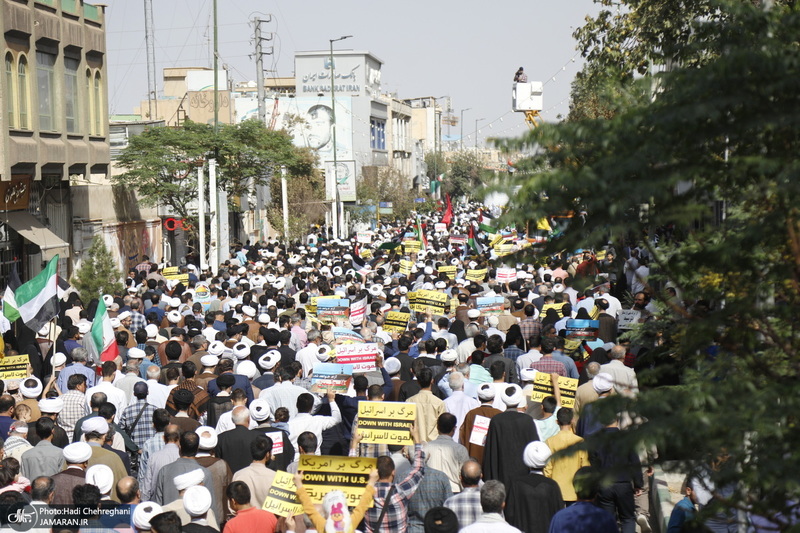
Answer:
[441,194,453,226]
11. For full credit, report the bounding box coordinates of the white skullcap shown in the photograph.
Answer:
[519,368,537,383]
[241,305,256,317]
[398,286,408,295]
[258,349,281,371]
[38,397,64,414]
[501,384,525,408]
[20,377,43,398]
[145,324,159,338]
[173,468,205,491]
[81,417,110,435]
[197,426,218,450]
[523,441,552,469]
[236,360,258,380]
[424,266,434,275]
[77,321,91,334]
[117,311,132,321]
[487,315,499,327]
[167,310,182,323]
[249,399,272,422]
[434,280,446,289]
[63,442,92,463]
[183,485,212,517]
[422,282,434,291]
[86,464,114,495]
[233,343,250,360]
[133,502,163,530]
[171,297,183,308]
[369,284,383,297]
[128,347,146,360]
[109,317,121,328]
[237,267,246,275]
[467,309,481,319]
[200,354,219,368]
[553,283,565,294]
[51,352,67,368]
[593,372,614,393]
[440,349,458,362]
[208,341,225,356]
[477,383,496,401]
[316,344,333,362]
[384,357,402,375]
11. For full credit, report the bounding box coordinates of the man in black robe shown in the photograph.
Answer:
[482,384,538,487]
[505,441,564,533]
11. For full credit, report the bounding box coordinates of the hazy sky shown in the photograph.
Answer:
[105,0,601,144]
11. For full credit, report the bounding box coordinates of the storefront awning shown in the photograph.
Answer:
[4,211,70,261]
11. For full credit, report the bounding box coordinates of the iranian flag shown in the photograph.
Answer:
[86,297,119,363]
[3,255,60,332]
[414,214,429,250]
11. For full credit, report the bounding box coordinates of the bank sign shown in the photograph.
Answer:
[295,52,382,97]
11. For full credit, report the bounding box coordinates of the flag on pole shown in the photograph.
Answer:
[479,211,497,233]
[349,296,368,326]
[2,255,61,333]
[86,297,119,363]
[441,194,453,226]
[468,223,484,255]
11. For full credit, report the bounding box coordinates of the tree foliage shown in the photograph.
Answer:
[501,2,800,527]
[445,151,485,200]
[424,151,448,181]
[71,235,124,303]
[355,167,420,223]
[266,149,327,241]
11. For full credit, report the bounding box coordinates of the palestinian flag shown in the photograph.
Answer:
[3,255,60,332]
[351,255,371,280]
[86,297,119,363]
[468,223,484,255]
[479,211,497,233]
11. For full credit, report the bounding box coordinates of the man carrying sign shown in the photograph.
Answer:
[293,468,380,533]
[360,423,426,533]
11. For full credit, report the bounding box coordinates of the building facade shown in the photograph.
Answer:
[1,0,110,284]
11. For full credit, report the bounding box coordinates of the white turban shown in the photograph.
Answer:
[133,502,163,530]
[501,384,525,408]
[249,399,272,422]
[592,372,614,393]
[173,468,205,491]
[38,397,64,414]
[86,464,114,495]
[477,383,496,402]
[183,485,212,517]
[81,417,110,435]
[63,442,92,463]
[20,377,43,399]
[197,426,218,451]
[523,441,552,469]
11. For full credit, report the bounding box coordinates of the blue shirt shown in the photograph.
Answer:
[548,501,618,533]
[552,350,580,379]
[56,363,97,394]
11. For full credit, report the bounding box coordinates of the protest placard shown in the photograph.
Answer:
[494,243,515,257]
[357,401,417,445]
[262,471,304,517]
[449,234,467,244]
[434,223,447,233]
[465,268,487,282]
[468,415,492,447]
[357,231,372,244]
[529,372,579,408]
[476,296,504,315]
[541,302,567,318]
[333,343,380,372]
[496,267,517,283]
[162,266,189,284]
[403,241,422,253]
[399,259,413,277]
[0,354,29,381]
[438,265,457,279]
[410,290,447,313]
[316,299,350,323]
[565,319,600,341]
[383,312,410,333]
[298,456,377,507]
[310,362,354,393]
[617,309,642,330]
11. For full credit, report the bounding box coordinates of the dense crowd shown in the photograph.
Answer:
[0,203,701,533]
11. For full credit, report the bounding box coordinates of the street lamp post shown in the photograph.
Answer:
[460,108,471,151]
[329,35,352,240]
[475,118,485,149]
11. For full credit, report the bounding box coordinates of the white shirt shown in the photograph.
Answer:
[460,513,522,533]
[287,401,342,459]
[85,381,127,422]
[260,381,312,419]
[600,359,639,397]
[215,410,257,433]
[443,391,480,443]
[145,379,171,409]
[516,350,542,374]
[295,342,320,378]
[431,330,459,350]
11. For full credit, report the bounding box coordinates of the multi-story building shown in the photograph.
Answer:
[1,0,110,284]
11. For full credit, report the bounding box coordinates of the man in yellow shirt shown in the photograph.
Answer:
[544,408,590,504]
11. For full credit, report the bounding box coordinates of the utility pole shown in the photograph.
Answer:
[460,108,471,151]
[475,118,484,149]
[212,0,219,133]
[143,0,157,119]
[253,16,273,124]
[329,35,353,240]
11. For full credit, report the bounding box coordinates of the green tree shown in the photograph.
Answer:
[424,151,448,181]
[503,2,800,525]
[445,151,485,199]
[266,148,327,241]
[71,235,124,303]
[355,167,419,223]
